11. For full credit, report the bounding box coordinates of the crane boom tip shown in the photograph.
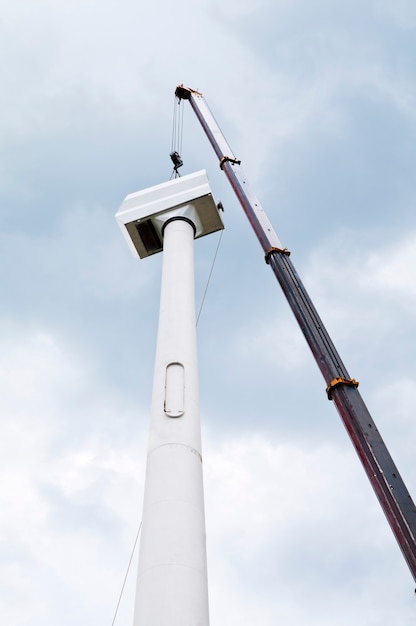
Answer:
[175,85,203,100]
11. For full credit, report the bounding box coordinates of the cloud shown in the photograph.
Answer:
[360,233,416,305]
[203,431,415,626]
[376,0,416,30]
[1,0,416,623]
[0,326,149,625]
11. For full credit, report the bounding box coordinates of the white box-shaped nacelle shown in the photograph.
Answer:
[115,170,224,259]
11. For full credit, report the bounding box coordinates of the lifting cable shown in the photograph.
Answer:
[170,95,223,325]
[170,96,184,178]
[111,521,142,625]
[111,96,222,624]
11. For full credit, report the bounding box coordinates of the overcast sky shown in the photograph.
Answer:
[1,0,416,624]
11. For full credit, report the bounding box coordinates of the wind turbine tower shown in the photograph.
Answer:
[116,170,224,626]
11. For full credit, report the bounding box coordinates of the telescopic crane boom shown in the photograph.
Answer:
[175,84,416,583]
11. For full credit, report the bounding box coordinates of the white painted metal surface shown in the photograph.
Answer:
[133,216,210,626]
[115,170,223,258]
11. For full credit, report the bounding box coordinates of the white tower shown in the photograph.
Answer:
[115,171,224,626]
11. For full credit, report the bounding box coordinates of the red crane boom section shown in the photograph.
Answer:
[175,84,416,584]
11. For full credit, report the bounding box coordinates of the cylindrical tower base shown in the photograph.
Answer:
[133,217,209,626]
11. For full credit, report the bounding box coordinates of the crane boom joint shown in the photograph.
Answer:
[219,156,241,170]
[326,377,359,400]
[265,246,291,263]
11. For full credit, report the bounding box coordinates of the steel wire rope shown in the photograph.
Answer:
[171,95,178,154]
[178,96,184,156]
[170,96,184,179]
[171,93,221,324]
[112,95,220,624]
[111,229,221,623]
[196,229,224,327]
[111,520,142,625]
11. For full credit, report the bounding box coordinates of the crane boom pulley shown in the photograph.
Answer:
[175,83,416,584]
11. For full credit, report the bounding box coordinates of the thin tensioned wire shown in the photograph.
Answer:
[111,217,222,624]
[171,96,178,154]
[170,96,184,178]
[178,98,184,155]
[111,230,222,620]
[171,98,184,153]
[196,229,224,327]
[111,521,142,626]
